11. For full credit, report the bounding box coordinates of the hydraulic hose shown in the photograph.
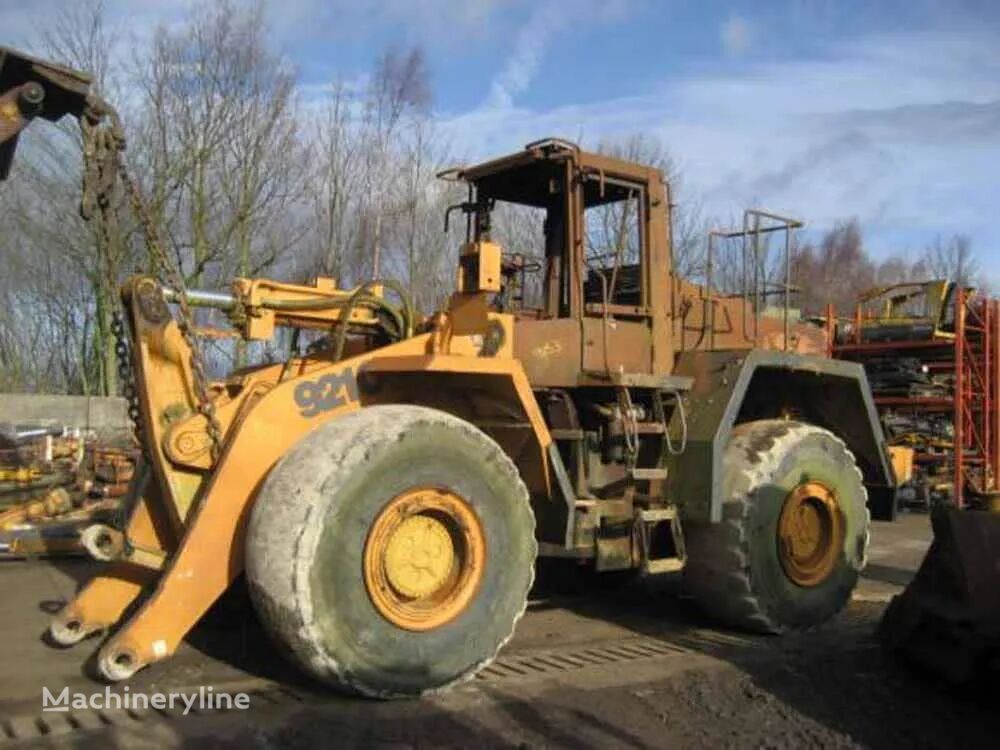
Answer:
[165,280,416,355]
[329,279,415,362]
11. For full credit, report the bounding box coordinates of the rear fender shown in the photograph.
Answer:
[666,349,895,523]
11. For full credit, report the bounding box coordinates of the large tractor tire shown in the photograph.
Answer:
[246,405,536,698]
[684,420,870,633]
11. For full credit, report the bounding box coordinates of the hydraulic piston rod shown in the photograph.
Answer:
[162,288,236,311]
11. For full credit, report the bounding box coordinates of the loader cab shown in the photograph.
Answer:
[448,139,674,386]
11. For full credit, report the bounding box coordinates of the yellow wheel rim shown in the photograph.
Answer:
[777,481,844,587]
[364,487,485,631]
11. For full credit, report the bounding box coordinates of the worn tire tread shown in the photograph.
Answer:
[246,404,536,698]
[684,419,871,634]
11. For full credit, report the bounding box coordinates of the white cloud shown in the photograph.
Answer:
[485,3,563,109]
[721,14,753,56]
[440,29,1000,269]
[265,0,518,46]
[483,0,631,109]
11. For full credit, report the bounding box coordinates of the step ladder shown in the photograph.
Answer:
[636,506,686,574]
[619,382,687,484]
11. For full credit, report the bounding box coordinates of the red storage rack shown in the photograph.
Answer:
[828,290,1000,508]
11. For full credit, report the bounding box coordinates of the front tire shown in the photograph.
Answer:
[246,405,536,698]
[684,420,870,633]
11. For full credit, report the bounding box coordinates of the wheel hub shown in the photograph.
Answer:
[364,487,484,631]
[383,515,455,598]
[777,481,844,587]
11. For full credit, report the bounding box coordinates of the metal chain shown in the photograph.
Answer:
[80,95,224,460]
[117,158,224,459]
[110,310,142,448]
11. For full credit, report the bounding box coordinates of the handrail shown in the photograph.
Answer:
[702,209,803,351]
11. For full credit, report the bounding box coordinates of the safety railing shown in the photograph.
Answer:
[704,209,803,351]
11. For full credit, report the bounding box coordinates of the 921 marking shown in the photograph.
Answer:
[293,368,359,417]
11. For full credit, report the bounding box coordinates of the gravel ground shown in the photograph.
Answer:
[3,513,995,749]
[628,600,995,749]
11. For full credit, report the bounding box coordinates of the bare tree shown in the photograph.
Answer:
[392,116,461,310]
[132,1,311,367]
[921,234,978,288]
[0,0,133,396]
[359,46,431,280]
[791,220,876,313]
[2,1,324,389]
[310,78,364,283]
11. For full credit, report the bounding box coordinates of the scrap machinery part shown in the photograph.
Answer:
[880,507,1000,682]
[830,282,1000,510]
[843,280,966,344]
[0,46,92,180]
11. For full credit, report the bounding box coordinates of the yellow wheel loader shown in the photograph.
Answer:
[2,48,897,698]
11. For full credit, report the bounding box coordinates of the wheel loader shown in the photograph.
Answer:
[2,47,898,698]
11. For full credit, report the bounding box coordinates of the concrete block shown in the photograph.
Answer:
[0,393,129,442]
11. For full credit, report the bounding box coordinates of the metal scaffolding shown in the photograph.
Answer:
[829,290,1000,508]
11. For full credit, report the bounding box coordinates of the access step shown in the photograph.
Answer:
[637,507,686,574]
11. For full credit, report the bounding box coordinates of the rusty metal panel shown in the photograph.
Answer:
[514,318,582,387]
[756,316,827,354]
[513,317,657,387]
[580,317,652,376]
[671,278,825,355]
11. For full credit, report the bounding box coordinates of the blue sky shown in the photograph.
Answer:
[5,0,1000,278]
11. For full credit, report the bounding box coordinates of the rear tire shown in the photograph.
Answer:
[683,420,870,633]
[246,405,536,697]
